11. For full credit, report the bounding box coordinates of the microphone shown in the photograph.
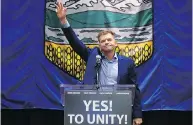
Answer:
[96,55,102,66]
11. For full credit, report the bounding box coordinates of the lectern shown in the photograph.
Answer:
[60,84,136,125]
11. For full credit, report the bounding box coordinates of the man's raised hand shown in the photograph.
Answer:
[56,2,67,24]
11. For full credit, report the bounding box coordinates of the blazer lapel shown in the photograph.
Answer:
[117,55,123,84]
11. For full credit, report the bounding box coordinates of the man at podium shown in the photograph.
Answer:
[56,2,143,125]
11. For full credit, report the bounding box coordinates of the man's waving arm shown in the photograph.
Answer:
[56,2,91,62]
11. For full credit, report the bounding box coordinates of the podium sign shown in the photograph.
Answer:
[64,90,132,125]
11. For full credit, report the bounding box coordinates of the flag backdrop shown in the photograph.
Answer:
[45,0,153,80]
[2,0,192,111]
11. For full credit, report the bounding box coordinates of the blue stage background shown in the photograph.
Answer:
[2,0,192,110]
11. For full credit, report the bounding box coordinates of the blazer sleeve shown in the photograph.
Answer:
[62,27,91,62]
[128,60,143,119]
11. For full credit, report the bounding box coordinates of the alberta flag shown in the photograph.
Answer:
[45,0,152,80]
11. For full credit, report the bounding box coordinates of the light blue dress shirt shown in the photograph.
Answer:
[99,53,118,86]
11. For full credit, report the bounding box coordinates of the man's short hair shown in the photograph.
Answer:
[97,30,115,42]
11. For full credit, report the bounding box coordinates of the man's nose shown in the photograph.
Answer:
[104,40,109,44]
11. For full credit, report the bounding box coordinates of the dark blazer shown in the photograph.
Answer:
[62,27,142,118]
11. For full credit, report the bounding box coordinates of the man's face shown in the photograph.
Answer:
[98,33,117,53]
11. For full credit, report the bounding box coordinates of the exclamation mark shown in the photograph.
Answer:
[109,100,112,111]
[125,115,127,124]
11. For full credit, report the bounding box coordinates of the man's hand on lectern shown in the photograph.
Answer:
[133,118,143,125]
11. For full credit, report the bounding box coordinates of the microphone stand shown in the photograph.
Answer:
[95,63,101,90]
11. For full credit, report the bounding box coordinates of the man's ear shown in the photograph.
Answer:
[98,42,101,48]
[115,40,118,47]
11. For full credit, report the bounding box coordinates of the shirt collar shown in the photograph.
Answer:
[101,52,118,61]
